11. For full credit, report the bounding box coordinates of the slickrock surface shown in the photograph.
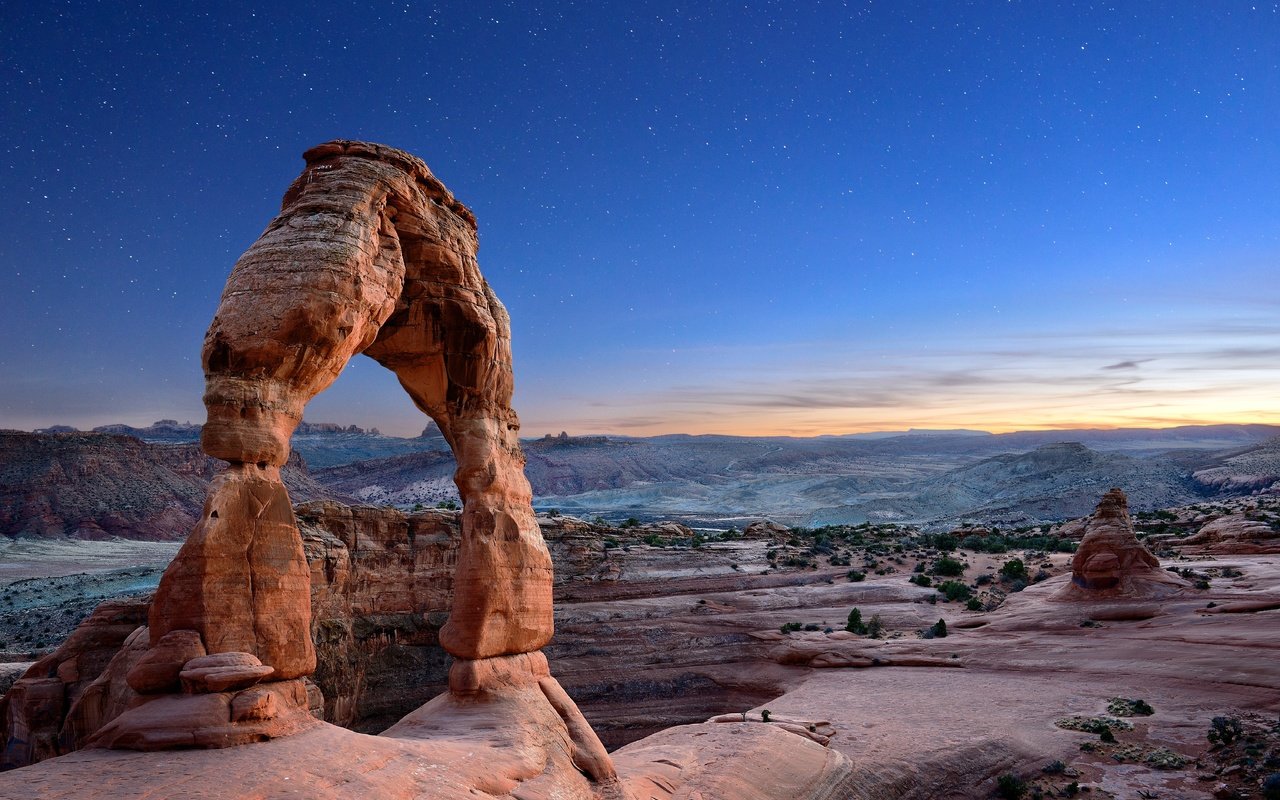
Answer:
[1057,488,1190,599]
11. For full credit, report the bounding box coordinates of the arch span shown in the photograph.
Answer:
[151,140,553,666]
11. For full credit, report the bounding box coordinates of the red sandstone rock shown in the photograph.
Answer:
[125,630,204,694]
[0,598,149,769]
[85,679,319,752]
[149,466,315,680]
[179,653,275,693]
[194,139,551,661]
[1056,488,1190,599]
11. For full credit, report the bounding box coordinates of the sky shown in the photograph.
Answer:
[2,1,1278,438]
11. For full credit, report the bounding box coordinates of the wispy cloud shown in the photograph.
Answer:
[519,319,1280,435]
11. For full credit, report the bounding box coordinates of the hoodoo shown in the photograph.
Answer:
[1056,488,1190,599]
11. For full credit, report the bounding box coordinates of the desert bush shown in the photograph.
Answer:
[845,608,867,635]
[1107,698,1154,717]
[933,556,965,577]
[780,622,803,634]
[909,574,932,587]
[846,570,866,582]
[999,558,1028,581]
[966,597,983,611]
[928,619,947,638]
[865,614,884,639]
[995,773,1026,799]
[938,580,972,602]
[1207,716,1243,746]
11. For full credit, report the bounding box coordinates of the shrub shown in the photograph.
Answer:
[938,580,972,602]
[909,574,932,587]
[966,597,983,611]
[780,622,803,634]
[1207,716,1243,746]
[1107,698,1154,717]
[928,619,947,638]
[995,773,1026,799]
[846,570,866,582]
[933,556,964,577]
[865,614,884,638]
[803,623,821,631]
[999,558,1028,581]
[1099,727,1116,743]
[621,517,640,528]
[846,608,868,635]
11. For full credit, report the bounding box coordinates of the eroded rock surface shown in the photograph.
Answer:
[1056,488,1189,599]
[1181,513,1280,554]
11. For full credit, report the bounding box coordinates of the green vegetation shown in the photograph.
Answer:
[865,614,884,638]
[921,618,947,639]
[1107,698,1154,717]
[932,556,965,577]
[937,580,972,602]
[999,558,1028,581]
[1207,716,1243,746]
[995,773,1026,799]
[845,608,867,635]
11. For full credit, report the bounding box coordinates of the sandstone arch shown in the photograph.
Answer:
[151,140,553,679]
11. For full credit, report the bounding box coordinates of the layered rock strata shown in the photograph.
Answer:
[1055,488,1189,599]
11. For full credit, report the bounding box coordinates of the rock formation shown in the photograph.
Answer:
[0,143,865,798]
[1180,514,1280,554]
[1055,488,1189,599]
[6,140,627,796]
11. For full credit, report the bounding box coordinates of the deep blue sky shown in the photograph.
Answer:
[3,1,1278,436]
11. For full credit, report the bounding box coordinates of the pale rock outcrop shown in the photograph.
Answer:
[1181,514,1280,554]
[1055,488,1189,600]
[743,519,791,539]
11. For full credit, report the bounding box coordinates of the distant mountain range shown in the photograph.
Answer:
[314,424,1280,528]
[6,422,1278,536]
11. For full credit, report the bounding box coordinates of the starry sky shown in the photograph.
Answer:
[3,1,1278,438]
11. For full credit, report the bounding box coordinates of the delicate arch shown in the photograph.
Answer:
[151,140,552,665]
